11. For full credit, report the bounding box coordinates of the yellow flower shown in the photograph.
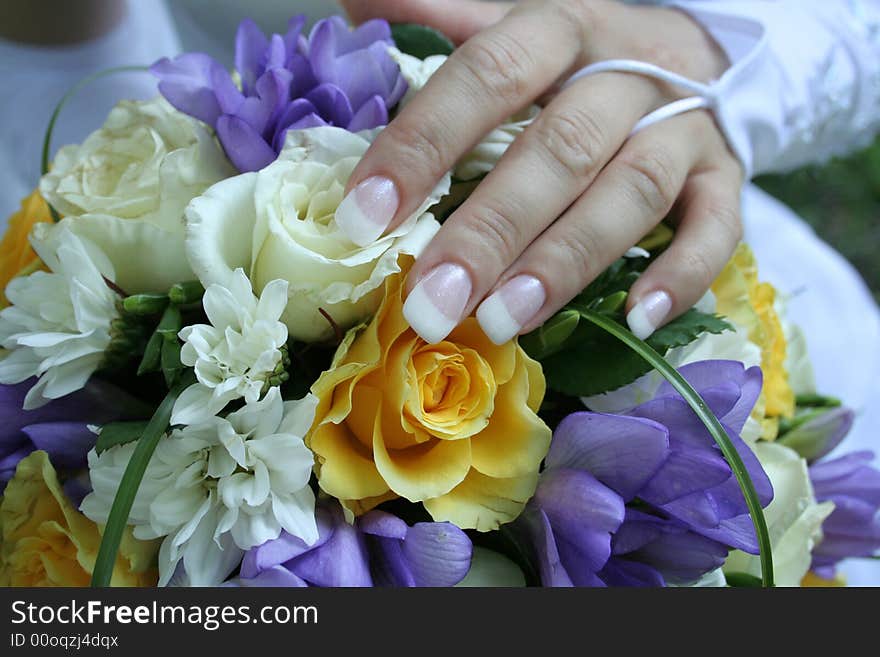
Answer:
[308,257,552,531]
[712,244,795,439]
[0,190,52,307]
[0,451,159,587]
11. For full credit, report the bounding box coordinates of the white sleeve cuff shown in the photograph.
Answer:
[669,0,880,178]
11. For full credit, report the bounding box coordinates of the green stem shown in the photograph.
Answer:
[90,371,194,587]
[578,309,775,587]
[41,65,149,222]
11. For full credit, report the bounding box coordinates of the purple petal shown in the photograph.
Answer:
[241,530,319,578]
[235,19,269,96]
[290,519,372,587]
[526,507,574,587]
[212,65,245,115]
[232,566,308,587]
[631,529,729,584]
[369,537,415,586]
[22,422,97,469]
[654,360,750,400]
[344,19,393,51]
[780,407,855,463]
[611,509,668,555]
[723,366,763,433]
[547,412,669,500]
[399,522,472,587]
[265,34,287,71]
[151,53,225,126]
[811,452,880,505]
[334,45,397,109]
[283,16,307,56]
[216,115,277,172]
[348,95,389,131]
[599,558,665,587]
[534,468,624,576]
[359,510,408,540]
[305,83,354,127]
[637,443,732,505]
[694,514,760,554]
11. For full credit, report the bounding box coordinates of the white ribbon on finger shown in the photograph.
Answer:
[563,59,720,134]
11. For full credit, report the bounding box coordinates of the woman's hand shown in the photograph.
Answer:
[338,0,742,344]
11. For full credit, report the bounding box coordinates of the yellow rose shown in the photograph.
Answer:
[0,190,52,307]
[308,258,552,531]
[0,451,158,587]
[712,244,795,438]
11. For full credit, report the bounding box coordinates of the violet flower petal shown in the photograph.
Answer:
[398,522,472,587]
[21,422,97,469]
[348,96,388,132]
[216,115,277,172]
[150,54,224,125]
[235,18,269,96]
[546,412,670,500]
[599,558,665,587]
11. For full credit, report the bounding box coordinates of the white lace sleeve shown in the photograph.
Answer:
[667,0,880,177]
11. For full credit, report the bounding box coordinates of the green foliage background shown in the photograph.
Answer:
[757,137,880,303]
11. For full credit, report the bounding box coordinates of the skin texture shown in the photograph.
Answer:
[339,0,742,341]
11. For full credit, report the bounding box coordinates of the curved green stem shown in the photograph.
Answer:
[578,309,775,587]
[90,371,193,587]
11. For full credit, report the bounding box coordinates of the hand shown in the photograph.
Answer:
[339,0,742,344]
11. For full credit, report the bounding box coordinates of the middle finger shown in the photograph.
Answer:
[402,72,661,344]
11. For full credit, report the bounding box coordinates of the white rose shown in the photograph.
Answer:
[185,126,450,342]
[39,97,235,294]
[389,47,540,181]
[724,442,834,586]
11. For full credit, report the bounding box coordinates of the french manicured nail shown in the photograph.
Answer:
[336,176,399,247]
[626,290,673,340]
[476,275,546,345]
[403,263,472,344]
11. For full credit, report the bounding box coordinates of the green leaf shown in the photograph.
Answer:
[161,339,184,388]
[518,310,580,360]
[137,331,163,376]
[577,309,774,587]
[91,371,195,587]
[541,308,732,397]
[725,572,764,588]
[794,394,842,409]
[156,304,182,341]
[390,23,454,59]
[95,421,151,455]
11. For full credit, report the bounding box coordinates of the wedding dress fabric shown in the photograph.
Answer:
[0,0,876,582]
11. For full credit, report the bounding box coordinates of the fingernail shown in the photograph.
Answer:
[403,263,472,344]
[336,176,399,247]
[626,290,673,340]
[476,275,546,345]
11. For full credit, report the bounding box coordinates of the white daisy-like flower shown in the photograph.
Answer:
[82,387,319,586]
[0,223,119,409]
[171,268,289,426]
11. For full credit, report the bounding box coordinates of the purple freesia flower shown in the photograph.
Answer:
[809,451,880,578]
[522,360,773,587]
[151,16,406,172]
[0,378,147,493]
[231,502,472,587]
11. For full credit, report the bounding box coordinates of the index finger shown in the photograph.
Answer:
[336,2,591,246]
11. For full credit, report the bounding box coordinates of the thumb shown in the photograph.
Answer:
[338,0,512,44]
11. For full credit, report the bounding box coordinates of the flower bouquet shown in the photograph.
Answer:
[1,14,877,588]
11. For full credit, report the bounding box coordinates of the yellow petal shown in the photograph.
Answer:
[310,422,391,500]
[423,469,539,532]
[373,412,473,502]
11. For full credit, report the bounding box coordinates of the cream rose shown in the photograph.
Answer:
[39,97,235,293]
[185,127,450,342]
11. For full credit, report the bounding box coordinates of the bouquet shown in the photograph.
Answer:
[1,14,877,588]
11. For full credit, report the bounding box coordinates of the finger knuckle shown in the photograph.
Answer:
[709,202,744,244]
[381,119,449,181]
[548,0,603,41]
[457,32,533,103]
[680,249,717,291]
[620,148,680,216]
[462,203,522,265]
[554,226,600,283]
[533,109,606,179]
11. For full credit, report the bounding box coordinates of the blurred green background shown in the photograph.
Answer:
[757,137,880,303]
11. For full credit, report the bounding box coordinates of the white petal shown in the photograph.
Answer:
[170,383,217,426]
